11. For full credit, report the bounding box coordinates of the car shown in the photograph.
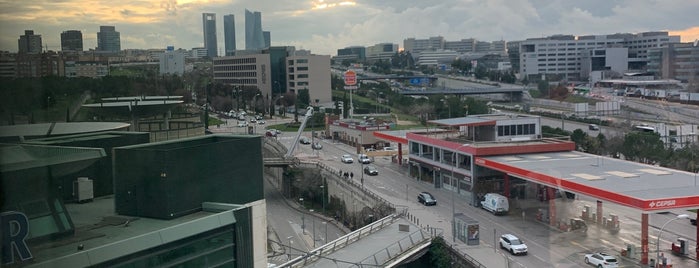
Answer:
[299,137,311,144]
[255,115,263,120]
[257,120,266,124]
[312,142,322,150]
[691,218,697,226]
[584,252,618,268]
[499,234,528,255]
[358,154,371,164]
[417,192,437,206]
[237,121,248,127]
[250,118,257,123]
[340,154,354,163]
[265,130,277,137]
[382,146,397,152]
[363,165,378,176]
[237,115,245,121]
[589,124,600,131]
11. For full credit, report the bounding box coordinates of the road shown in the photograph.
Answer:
[280,132,699,267]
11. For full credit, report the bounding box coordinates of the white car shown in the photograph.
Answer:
[584,252,618,268]
[499,234,527,255]
[340,154,354,163]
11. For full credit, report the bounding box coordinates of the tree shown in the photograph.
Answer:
[537,80,550,97]
[621,132,666,164]
[297,88,310,108]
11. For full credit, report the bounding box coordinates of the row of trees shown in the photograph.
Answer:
[544,126,699,173]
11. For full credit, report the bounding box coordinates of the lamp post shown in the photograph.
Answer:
[310,209,316,248]
[656,214,689,266]
[286,236,293,260]
[320,184,325,215]
[322,221,328,244]
[451,143,470,243]
[299,198,305,234]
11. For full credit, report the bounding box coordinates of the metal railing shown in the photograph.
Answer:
[358,229,432,267]
[280,214,402,267]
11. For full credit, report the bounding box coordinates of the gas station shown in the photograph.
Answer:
[372,114,699,266]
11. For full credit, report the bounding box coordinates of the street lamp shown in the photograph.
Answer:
[310,209,316,248]
[656,214,689,266]
[299,198,305,234]
[320,184,325,215]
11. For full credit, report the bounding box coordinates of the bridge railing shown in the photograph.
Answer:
[281,213,402,267]
[358,228,432,267]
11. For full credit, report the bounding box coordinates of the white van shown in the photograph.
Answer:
[481,193,509,215]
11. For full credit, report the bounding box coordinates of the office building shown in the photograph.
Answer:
[263,31,271,49]
[202,13,218,57]
[18,30,42,54]
[404,36,444,55]
[61,30,83,52]
[445,39,476,53]
[213,53,272,97]
[96,26,121,52]
[190,47,208,58]
[245,9,265,50]
[223,14,236,56]
[336,46,366,61]
[649,41,699,83]
[1,134,268,267]
[366,43,398,62]
[286,53,332,104]
[160,46,186,76]
[519,31,679,81]
[416,49,458,67]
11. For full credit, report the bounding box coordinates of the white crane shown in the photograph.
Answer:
[284,106,314,158]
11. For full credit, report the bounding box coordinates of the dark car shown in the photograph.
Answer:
[312,142,323,150]
[363,165,378,176]
[299,137,311,144]
[417,192,437,206]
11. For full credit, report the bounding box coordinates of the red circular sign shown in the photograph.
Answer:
[344,70,357,86]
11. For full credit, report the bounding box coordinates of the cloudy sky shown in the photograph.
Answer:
[1,0,698,55]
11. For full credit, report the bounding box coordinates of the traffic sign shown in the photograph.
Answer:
[344,70,357,86]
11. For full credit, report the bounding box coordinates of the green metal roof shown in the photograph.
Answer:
[0,143,106,173]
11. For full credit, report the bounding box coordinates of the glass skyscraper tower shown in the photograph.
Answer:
[202,13,218,57]
[223,14,236,56]
[245,9,265,50]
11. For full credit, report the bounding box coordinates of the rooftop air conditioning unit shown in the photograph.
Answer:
[74,177,94,203]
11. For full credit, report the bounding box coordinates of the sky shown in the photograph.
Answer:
[1,0,698,56]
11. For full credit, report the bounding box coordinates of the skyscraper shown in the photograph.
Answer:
[18,30,42,54]
[61,30,83,52]
[223,14,236,56]
[96,26,121,52]
[202,13,218,58]
[263,31,271,49]
[245,9,265,50]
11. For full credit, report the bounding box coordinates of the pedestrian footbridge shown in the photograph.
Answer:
[277,214,436,268]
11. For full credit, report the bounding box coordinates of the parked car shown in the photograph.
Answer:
[340,154,354,163]
[250,118,257,123]
[589,124,600,131]
[299,137,311,144]
[417,192,437,206]
[584,252,618,268]
[499,234,528,255]
[312,142,322,150]
[257,120,266,125]
[363,165,378,176]
[265,130,277,137]
[382,146,397,152]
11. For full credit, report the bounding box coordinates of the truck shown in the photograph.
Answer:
[481,193,509,215]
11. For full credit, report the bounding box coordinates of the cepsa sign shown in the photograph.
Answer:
[344,70,357,86]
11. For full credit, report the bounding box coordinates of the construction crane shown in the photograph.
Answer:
[284,106,314,158]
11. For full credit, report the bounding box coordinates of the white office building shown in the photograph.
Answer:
[416,50,458,67]
[159,48,186,76]
[519,32,680,81]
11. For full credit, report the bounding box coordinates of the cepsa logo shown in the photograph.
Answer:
[649,199,676,209]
